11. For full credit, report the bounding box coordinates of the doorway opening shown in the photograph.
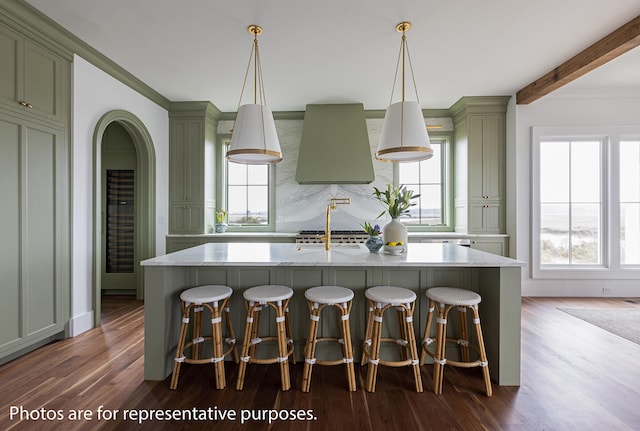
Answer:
[93,110,156,325]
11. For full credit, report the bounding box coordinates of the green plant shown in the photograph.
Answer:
[361,221,381,236]
[372,184,419,219]
[215,209,227,223]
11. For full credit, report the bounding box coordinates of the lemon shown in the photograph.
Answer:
[387,241,397,246]
[397,241,404,245]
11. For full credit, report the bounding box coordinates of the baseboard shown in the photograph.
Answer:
[68,310,95,337]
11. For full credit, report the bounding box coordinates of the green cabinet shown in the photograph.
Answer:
[470,236,508,256]
[0,113,69,361]
[452,97,508,234]
[0,24,65,124]
[168,102,219,233]
[0,17,71,364]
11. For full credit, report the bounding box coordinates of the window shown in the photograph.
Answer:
[532,126,640,278]
[620,139,640,265]
[397,134,450,228]
[538,138,603,265]
[222,141,274,229]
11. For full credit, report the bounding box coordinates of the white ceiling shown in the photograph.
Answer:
[24,0,640,111]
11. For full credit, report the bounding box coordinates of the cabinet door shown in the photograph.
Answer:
[467,114,504,201]
[23,40,62,122]
[471,238,507,256]
[169,119,204,202]
[482,114,504,200]
[169,203,204,234]
[0,116,21,349]
[0,26,64,124]
[469,203,503,233]
[0,115,68,356]
[0,25,21,111]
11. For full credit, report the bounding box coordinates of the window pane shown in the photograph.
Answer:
[249,164,268,185]
[399,161,419,184]
[420,184,441,225]
[247,185,268,225]
[540,141,569,203]
[227,163,246,185]
[540,203,570,264]
[227,185,247,224]
[421,143,441,184]
[571,141,600,203]
[571,203,600,264]
[620,140,640,264]
[621,203,640,264]
[398,138,445,226]
[620,140,640,202]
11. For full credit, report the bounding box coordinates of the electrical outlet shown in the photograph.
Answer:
[602,287,612,295]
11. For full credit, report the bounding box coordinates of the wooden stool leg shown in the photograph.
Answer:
[302,301,320,392]
[211,301,226,389]
[236,302,256,390]
[471,305,493,396]
[192,304,202,360]
[397,307,408,361]
[340,301,357,391]
[365,304,384,392]
[248,303,261,361]
[458,307,470,362]
[170,302,190,390]
[285,305,296,365]
[223,304,239,363]
[420,299,436,365]
[361,302,375,366]
[403,304,423,393]
[432,303,448,394]
[275,300,291,391]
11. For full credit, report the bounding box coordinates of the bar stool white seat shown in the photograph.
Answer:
[420,287,492,396]
[236,285,295,391]
[170,285,238,390]
[361,286,423,392]
[301,286,356,392]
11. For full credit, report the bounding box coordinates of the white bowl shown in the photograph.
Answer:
[384,244,406,255]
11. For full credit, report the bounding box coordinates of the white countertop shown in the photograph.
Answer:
[141,242,524,267]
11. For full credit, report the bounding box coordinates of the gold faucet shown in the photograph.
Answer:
[319,197,351,250]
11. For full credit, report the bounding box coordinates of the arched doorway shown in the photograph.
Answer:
[93,110,156,325]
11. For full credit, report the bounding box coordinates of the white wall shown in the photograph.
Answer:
[69,55,169,335]
[512,88,640,297]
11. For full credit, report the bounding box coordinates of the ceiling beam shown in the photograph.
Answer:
[516,14,640,105]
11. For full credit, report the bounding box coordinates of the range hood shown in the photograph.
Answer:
[296,103,375,184]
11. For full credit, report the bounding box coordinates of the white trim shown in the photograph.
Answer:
[68,310,95,337]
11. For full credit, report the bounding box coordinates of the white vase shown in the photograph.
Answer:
[383,218,407,245]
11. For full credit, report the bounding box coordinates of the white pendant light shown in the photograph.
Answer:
[227,25,283,164]
[376,22,433,163]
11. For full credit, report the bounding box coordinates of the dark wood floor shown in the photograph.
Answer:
[1,296,639,430]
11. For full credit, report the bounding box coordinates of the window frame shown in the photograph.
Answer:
[394,131,453,231]
[531,126,640,279]
[217,137,276,232]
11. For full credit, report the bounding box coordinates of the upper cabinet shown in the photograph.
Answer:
[452,96,509,234]
[0,25,66,124]
[168,102,219,234]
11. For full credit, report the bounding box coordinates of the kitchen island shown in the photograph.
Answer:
[141,242,524,385]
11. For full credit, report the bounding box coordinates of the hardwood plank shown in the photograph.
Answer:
[516,15,640,104]
[1,297,640,430]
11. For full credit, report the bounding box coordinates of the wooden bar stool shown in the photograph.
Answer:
[301,286,356,392]
[361,286,423,393]
[420,287,492,396]
[236,285,295,391]
[170,285,239,390]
